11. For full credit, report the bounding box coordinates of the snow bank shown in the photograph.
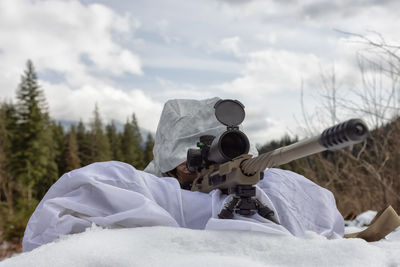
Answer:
[345,210,378,228]
[344,210,378,234]
[1,224,400,267]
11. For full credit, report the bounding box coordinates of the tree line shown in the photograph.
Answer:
[0,60,154,242]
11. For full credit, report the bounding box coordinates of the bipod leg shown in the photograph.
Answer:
[218,196,240,219]
[219,185,279,224]
[255,199,279,224]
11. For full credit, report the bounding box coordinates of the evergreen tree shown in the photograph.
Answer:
[76,120,91,166]
[143,133,154,166]
[1,61,58,241]
[88,104,111,162]
[51,122,65,177]
[121,114,144,169]
[0,106,6,200]
[106,122,123,161]
[64,125,81,172]
[0,102,18,216]
[12,60,58,200]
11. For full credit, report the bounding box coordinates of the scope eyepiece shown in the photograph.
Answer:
[187,148,202,173]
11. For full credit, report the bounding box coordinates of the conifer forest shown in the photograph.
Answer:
[0,61,154,247]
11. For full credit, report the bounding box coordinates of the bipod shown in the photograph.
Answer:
[218,185,279,224]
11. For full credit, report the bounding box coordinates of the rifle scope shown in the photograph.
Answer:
[187,99,250,172]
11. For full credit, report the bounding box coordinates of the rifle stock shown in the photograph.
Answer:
[191,118,368,193]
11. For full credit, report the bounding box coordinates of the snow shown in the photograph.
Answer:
[344,210,377,234]
[1,217,400,267]
[345,210,378,228]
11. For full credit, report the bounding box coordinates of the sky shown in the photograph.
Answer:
[0,0,399,145]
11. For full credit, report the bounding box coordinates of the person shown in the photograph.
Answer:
[22,97,344,252]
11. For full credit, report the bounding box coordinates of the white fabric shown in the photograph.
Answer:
[22,161,344,252]
[145,97,258,175]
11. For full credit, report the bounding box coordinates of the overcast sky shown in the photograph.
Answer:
[1,0,399,145]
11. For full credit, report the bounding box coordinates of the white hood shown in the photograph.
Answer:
[144,97,258,176]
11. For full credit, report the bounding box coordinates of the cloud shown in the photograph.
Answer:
[300,0,400,19]
[42,81,163,131]
[152,77,231,103]
[219,36,242,57]
[217,0,255,5]
[0,0,142,97]
[0,0,156,130]
[2,0,400,143]
[218,49,320,95]
[243,107,291,145]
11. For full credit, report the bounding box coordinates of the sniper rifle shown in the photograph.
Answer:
[186,99,369,222]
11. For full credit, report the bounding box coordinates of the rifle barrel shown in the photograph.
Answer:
[241,119,369,175]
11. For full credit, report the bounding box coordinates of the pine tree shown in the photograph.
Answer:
[1,60,58,241]
[106,122,123,161]
[143,133,154,166]
[0,102,18,216]
[12,60,58,201]
[0,111,7,209]
[76,120,91,166]
[0,105,6,200]
[51,122,66,177]
[121,114,144,169]
[88,104,111,162]
[64,125,81,172]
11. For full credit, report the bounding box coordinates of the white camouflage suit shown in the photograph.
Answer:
[22,98,344,252]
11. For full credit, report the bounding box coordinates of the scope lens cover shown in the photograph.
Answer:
[214,99,245,127]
